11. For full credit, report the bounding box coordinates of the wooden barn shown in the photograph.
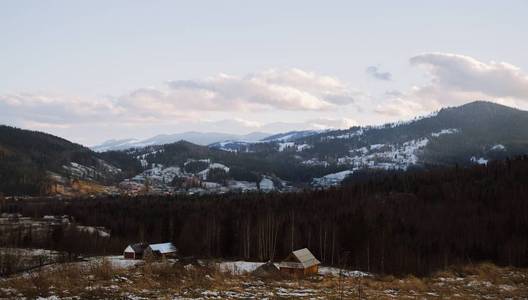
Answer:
[123,243,148,259]
[279,248,321,277]
[143,242,178,259]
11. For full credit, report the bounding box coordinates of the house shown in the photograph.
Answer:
[279,248,321,276]
[123,243,148,259]
[143,242,178,259]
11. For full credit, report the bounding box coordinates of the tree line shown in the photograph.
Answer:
[1,156,528,275]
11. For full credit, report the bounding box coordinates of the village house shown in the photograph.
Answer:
[123,243,148,259]
[279,248,321,277]
[143,242,178,259]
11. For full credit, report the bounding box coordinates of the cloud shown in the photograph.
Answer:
[0,68,364,144]
[375,53,528,120]
[303,118,357,130]
[123,68,360,114]
[409,52,528,105]
[3,56,528,144]
[0,68,361,128]
[374,96,428,117]
[366,66,392,81]
[202,118,357,133]
[0,92,124,124]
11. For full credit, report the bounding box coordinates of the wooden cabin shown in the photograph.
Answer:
[279,248,321,277]
[123,243,148,259]
[143,242,178,259]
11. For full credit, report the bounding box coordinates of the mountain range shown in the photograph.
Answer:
[91,131,272,152]
[2,101,528,196]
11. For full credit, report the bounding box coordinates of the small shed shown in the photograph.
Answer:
[123,243,148,260]
[279,248,321,277]
[144,242,178,259]
[253,261,281,278]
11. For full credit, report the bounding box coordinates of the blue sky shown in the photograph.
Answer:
[1,1,528,145]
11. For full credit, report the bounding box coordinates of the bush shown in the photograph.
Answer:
[89,257,116,280]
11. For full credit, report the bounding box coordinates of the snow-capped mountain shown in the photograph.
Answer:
[208,130,321,152]
[261,130,321,142]
[90,138,139,152]
[92,131,271,152]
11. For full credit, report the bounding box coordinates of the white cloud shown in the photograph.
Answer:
[0,92,123,124]
[3,56,528,144]
[375,53,528,120]
[0,68,360,128]
[197,118,357,134]
[0,69,363,144]
[409,52,528,106]
[124,68,359,114]
[304,118,357,130]
[374,97,427,117]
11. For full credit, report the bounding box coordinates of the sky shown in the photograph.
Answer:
[1,0,528,146]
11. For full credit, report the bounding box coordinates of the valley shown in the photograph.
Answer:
[3,3,527,298]
[2,101,528,197]
[1,118,528,298]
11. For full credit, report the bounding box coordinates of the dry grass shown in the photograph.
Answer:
[400,275,428,292]
[71,180,106,194]
[0,261,527,299]
[89,257,118,281]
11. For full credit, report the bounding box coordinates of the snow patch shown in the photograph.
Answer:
[336,138,429,171]
[312,170,354,187]
[470,156,488,165]
[491,144,506,151]
[278,142,294,152]
[431,128,459,137]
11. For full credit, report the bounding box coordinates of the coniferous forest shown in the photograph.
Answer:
[1,156,528,276]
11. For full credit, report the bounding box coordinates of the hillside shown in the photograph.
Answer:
[3,101,528,196]
[0,125,140,195]
[125,101,528,192]
[118,140,342,194]
[244,101,528,186]
[297,101,528,167]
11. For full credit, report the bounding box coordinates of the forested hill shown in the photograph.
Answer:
[0,125,140,195]
[3,156,528,275]
[3,101,528,196]
[291,101,528,166]
[120,101,528,193]
[208,101,528,175]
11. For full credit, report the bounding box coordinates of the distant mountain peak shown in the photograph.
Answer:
[92,131,272,152]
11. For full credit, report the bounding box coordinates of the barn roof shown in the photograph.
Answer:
[148,242,177,254]
[124,243,147,253]
[279,248,321,269]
